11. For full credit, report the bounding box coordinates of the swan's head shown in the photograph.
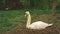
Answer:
[25,11,30,17]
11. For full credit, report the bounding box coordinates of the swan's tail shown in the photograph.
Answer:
[48,23,53,26]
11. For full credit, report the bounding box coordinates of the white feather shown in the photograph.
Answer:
[28,21,53,29]
[25,11,53,30]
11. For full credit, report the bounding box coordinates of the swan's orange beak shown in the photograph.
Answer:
[24,13,28,17]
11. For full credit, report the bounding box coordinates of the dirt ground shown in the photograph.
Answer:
[5,25,60,34]
[6,14,60,34]
[4,14,60,34]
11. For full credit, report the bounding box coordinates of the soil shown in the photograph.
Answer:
[4,14,60,34]
[5,25,60,34]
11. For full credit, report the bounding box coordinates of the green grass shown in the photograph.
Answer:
[0,10,25,32]
[0,10,59,33]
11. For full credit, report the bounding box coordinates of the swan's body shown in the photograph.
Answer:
[25,11,53,30]
[27,21,53,29]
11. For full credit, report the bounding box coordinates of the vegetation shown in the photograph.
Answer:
[0,10,60,33]
[0,0,60,34]
[0,0,60,9]
[0,10,51,32]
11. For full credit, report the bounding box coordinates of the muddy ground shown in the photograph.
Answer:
[5,25,60,34]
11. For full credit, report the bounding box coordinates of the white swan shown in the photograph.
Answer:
[25,11,53,30]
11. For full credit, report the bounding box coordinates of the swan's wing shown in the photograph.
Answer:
[29,21,53,29]
[29,21,47,29]
[32,21,48,25]
[31,21,50,27]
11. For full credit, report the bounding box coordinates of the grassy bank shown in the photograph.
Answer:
[0,10,59,33]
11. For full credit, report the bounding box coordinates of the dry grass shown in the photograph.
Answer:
[32,14,55,23]
[5,25,60,34]
[0,10,60,34]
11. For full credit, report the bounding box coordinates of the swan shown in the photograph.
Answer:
[25,11,53,30]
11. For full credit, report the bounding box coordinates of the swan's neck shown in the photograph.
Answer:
[26,14,31,28]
